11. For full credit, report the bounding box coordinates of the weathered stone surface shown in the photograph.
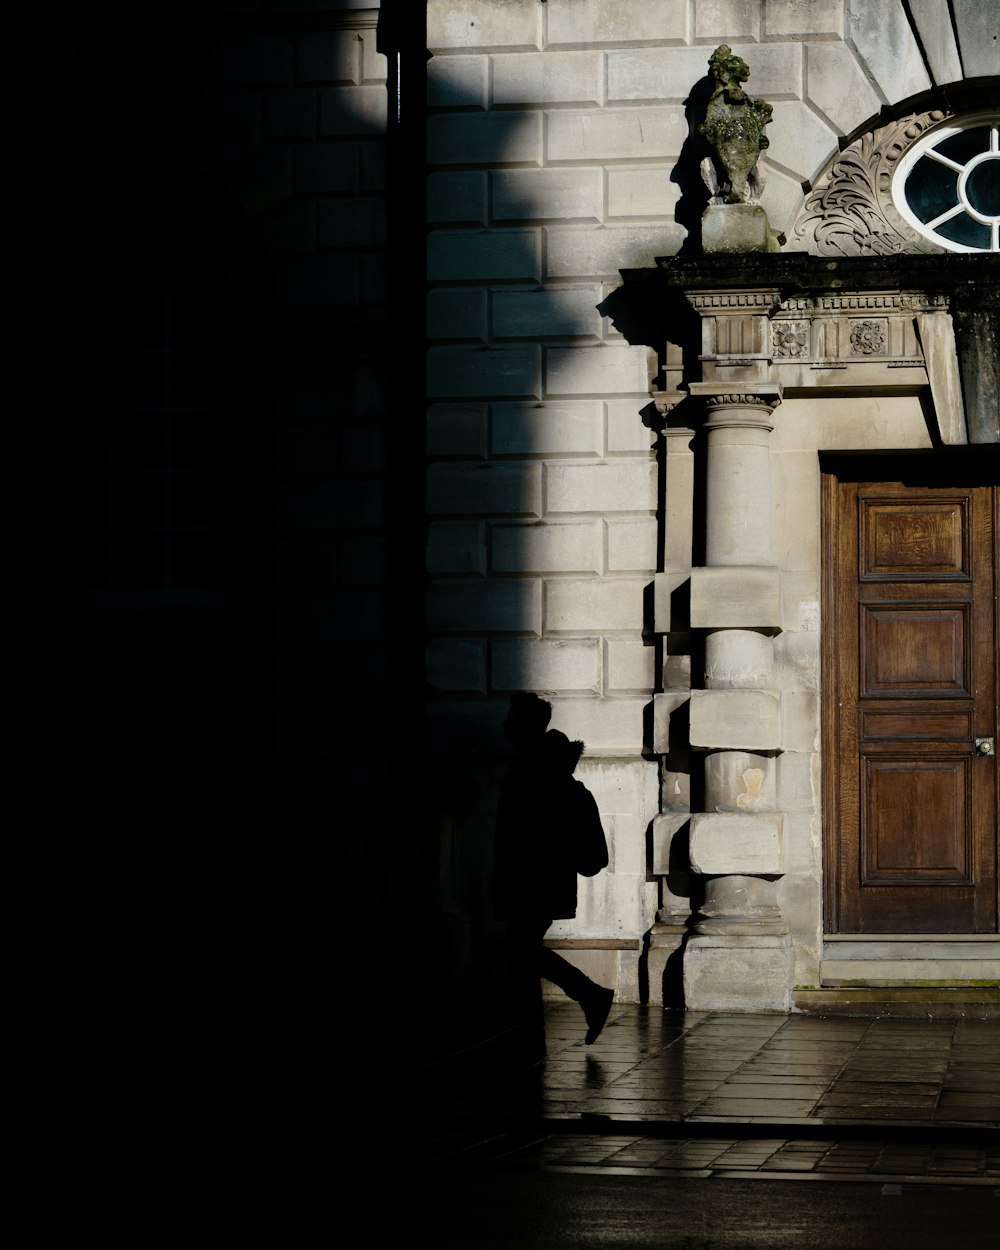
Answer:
[846,0,931,105]
[607,400,659,453]
[546,460,657,514]
[759,165,807,242]
[426,461,542,515]
[683,934,792,1011]
[426,522,486,574]
[804,43,882,137]
[781,691,818,754]
[767,100,838,183]
[704,629,774,689]
[426,639,487,692]
[545,344,656,395]
[427,0,541,52]
[491,637,600,692]
[427,287,487,341]
[549,697,649,754]
[693,0,759,41]
[426,579,542,634]
[605,638,656,692]
[293,31,356,84]
[547,109,686,163]
[690,566,782,630]
[607,517,658,572]
[653,571,690,634]
[493,169,603,223]
[916,312,968,446]
[704,750,776,811]
[547,225,686,279]
[428,228,541,281]
[492,286,603,337]
[545,0,689,48]
[608,42,801,105]
[492,51,602,106]
[427,345,542,399]
[428,112,542,165]
[427,404,487,458]
[652,691,690,754]
[689,812,783,875]
[319,85,386,135]
[546,578,646,632]
[652,812,690,876]
[689,688,782,751]
[906,0,964,84]
[822,958,1000,983]
[702,203,776,253]
[426,54,487,108]
[764,0,844,38]
[953,290,1000,445]
[491,402,603,456]
[607,167,679,219]
[491,521,602,574]
[947,0,999,80]
[773,449,821,572]
[426,172,488,224]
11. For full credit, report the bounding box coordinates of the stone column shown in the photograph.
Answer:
[680,291,791,1011]
[648,395,695,1006]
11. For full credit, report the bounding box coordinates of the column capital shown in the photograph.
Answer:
[687,381,782,417]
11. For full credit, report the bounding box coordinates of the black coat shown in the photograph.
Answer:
[492,731,589,921]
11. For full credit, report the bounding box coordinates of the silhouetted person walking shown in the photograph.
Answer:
[493,692,614,1062]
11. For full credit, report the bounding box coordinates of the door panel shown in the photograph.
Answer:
[823,458,998,934]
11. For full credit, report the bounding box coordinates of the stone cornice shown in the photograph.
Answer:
[627,253,1000,295]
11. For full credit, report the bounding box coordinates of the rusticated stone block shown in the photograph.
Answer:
[689,688,781,751]
[652,691,689,755]
[683,934,792,1012]
[653,571,690,633]
[652,813,690,876]
[690,565,781,631]
[689,813,783,875]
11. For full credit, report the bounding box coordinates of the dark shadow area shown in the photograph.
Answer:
[4,3,429,1180]
[671,74,714,256]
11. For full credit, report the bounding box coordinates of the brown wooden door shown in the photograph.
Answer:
[823,457,999,933]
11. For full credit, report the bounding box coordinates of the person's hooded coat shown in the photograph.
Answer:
[492,729,590,921]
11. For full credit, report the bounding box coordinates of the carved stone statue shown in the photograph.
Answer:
[699,44,772,206]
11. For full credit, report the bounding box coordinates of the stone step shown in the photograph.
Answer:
[794,986,1000,1019]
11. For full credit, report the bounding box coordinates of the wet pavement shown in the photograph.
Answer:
[374,1005,1000,1185]
[223,1003,1000,1246]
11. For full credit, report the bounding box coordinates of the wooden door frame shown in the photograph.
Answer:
[821,450,1000,935]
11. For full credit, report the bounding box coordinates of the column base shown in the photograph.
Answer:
[683,933,791,1012]
[645,922,687,1008]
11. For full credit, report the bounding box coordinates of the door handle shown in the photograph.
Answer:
[975,737,995,756]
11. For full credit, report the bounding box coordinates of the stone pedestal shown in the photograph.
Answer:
[684,933,792,1012]
[702,203,779,254]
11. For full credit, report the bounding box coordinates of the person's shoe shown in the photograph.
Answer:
[583,986,614,1045]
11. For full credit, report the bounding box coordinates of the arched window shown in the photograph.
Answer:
[895,115,1000,252]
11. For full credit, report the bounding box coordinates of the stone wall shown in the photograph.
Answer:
[423,0,993,1004]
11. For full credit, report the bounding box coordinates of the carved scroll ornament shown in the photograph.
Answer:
[791,109,951,256]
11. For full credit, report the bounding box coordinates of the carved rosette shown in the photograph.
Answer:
[850,320,887,355]
[791,109,951,256]
[772,322,808,357]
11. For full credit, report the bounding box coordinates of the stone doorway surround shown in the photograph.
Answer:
[621,252,1000,1013]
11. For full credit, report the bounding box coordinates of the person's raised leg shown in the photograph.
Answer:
[537,947,614,1045]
